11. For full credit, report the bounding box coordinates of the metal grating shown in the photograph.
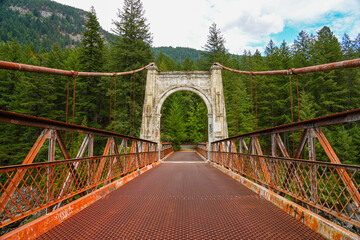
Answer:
[37,152,325,239]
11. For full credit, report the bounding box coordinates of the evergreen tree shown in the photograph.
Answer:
[341,33,360,109]
[163,99,186,150]
[279,40,292,69]
[182,56,196,71]
[156,51,178,71]
[78,6,106,127]
[109,0,153,135]
[341,33,354,59]
[310,26,345,115]
[79,7,105,72]
[354,34,360,57]
[186,102,208,143]
[292,31,313,68]
[201,23,229,69]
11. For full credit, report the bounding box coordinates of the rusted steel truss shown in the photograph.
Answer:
[0,111,158,228]
[210,108,360,229]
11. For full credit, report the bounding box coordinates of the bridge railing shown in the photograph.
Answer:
[0,110,158,228]
[160,142,173,159]
[210,108,360,231]
[0,152,157,227]
[210,151,360,228]
[197,142,208,159]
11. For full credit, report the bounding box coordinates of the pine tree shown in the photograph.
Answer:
[79,6,105,72]
[163,99,186,150]
[182,56,196,71]
[109,0,153,135]
[186,102,208,143]
[78,6,106,127]
[341,33,360,109]
[292,31,313,68]
[355,34,360,57]
[201,23,229,69]
[156,51,178,71]
[341,33,354,60]
[279,40,292,69]
[310,26,345,115]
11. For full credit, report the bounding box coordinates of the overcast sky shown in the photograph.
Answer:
[53,0,360,54]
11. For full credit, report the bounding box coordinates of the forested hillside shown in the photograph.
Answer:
[153,47,204,63]
[0,0,113,51]
[0,0,206,60]
[0,0,360,166]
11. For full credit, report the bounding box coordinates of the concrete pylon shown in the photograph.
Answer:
[140,65,228,145]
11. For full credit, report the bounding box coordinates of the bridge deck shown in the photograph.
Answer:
[37,152,325,239]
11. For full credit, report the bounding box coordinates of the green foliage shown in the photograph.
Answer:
[153,47,204,63]
[77,7,107,127]
[0,4,359,168]
[108,0,153,136]
[0,0,102,51]
[161,92,208,147]
[163,98,187,150]
[201,23,230,69]
[186,102,208,143]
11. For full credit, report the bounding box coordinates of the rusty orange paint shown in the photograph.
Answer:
[1,161,161,240]
[210,162,359,240]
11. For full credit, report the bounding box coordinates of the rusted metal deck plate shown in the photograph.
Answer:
[37,152,325,239]
[163,151,204,162]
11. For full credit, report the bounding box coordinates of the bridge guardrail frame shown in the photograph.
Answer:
[0,110,158,228]
[210,108,360,235]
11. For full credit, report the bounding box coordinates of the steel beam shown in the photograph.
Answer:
[212,108,360,143]
[0,110,156,144]
[214,58,360,75]
[0,60,155,77]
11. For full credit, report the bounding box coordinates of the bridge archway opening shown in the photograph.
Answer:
[140,67,228,145]
[159,90,209,150]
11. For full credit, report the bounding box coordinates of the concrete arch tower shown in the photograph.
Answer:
[140,65,228,144]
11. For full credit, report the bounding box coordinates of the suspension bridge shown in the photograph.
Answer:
[0,58,360,239]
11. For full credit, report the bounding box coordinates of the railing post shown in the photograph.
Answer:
[308,128,318,212]
[271,134,276,157]
[46,130,56,213]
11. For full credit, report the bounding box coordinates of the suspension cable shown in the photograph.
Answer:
[290,74,295,156]
[236,73,240,135]
[232,72,236,135]
[65,76,70,144]
[109,76,112,128]
[296,74,301,140]
[71,71,77,158]
[255,75,258,130]
[113,74,117,132]
[129,75,133,136]
[223,70,227,111]
[296,74,300,122]
[251,74,254,131]
[132,72,136,136]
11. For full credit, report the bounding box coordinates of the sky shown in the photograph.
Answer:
[53,0,360,55]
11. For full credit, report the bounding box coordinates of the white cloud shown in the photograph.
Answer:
[223,11,284,37]
[53,0,360,54]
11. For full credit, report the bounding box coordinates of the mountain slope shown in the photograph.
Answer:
[0,0,230,63]
[0,0,112,51]
[152,46,204,63]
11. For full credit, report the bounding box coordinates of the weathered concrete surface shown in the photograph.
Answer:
[140,65,228,144]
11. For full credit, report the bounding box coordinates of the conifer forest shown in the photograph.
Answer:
[0,0,360,166]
